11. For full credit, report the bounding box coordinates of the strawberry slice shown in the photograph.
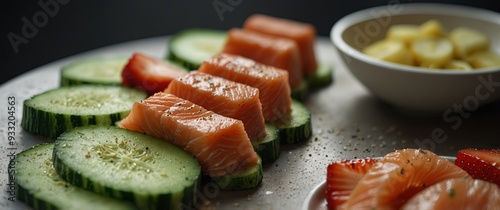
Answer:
[326,157,376,209]
[121,52,187,95]
[455,148,500,186]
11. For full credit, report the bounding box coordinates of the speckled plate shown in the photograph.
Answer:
[2,33,498,210]
[302,156,457,210]
[1,36,345,210]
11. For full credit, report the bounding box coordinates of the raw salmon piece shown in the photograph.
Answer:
[164,71,266,141]
[222,28,303,89]
[401,178,500,210]
[198,53,292,122]
[326,158,377,209]
[340,149,470,210]
[243,14,318,75]
[119,92,259,177]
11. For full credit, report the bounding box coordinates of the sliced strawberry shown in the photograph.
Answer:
[455,148,500,186]
[326,157,377,209]
[121,52,188,95]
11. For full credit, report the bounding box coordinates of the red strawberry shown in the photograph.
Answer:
[326,157,376,209]
[455,148,500,186]
[121,53,187,95]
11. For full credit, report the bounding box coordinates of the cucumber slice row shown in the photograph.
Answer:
[11,143,137,210]
[53,126,201,210]
[167,28,227,70]
[253,123,280,164]
[211,159,263,191]
[60,57,128,86]
[21,85,146,138]
[307,62,334,89]
[274,100,312,144]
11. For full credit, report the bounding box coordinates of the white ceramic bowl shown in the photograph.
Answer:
[331,3,500,113]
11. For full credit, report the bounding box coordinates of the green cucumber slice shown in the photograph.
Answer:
[61,56,188,87]
[167,28,227,70]
[21,85,146,138]
[307,61,333,89]
[291,80,309,102]
[274,100,312,144]
[11,143,137,210]
[60,57,128,86]
[53,126,201,210]
[252,123,280,164]
[211,159,263,191]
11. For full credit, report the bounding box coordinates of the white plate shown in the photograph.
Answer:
[302,180,328,210]
[302,156,457,210]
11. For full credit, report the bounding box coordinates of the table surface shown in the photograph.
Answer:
[1,36,499,210]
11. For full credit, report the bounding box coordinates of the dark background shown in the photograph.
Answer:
[2,0,499,85]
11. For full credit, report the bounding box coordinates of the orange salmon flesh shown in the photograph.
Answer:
[243,14,318,75]
[222,28,303,89]
[119,92,260,177]
[199,53,292,122]
[164,71,266,141]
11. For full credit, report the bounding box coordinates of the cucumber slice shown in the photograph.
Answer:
[211,159,263,191]
[11,143,137,210]
[274,100,312,144]
[61,56,188,87]
[291,80,309,102]
[21,85,146,138]
[252,123,280,164]
[60,57,128,86]
[53,126,201,210]
[307,62,333,89]
[167,28,227,70]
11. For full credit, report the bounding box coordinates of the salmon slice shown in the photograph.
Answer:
[164,71,266,141]
[198,53,292,122]
[222,28,303,89]
[119,92,259,177]
[340,149,470,210]
[243,14,318,75]
[326,158,377,209]
[401,177,500,210]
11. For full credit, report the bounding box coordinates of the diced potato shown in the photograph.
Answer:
[363,19,497,71]
[419,19,446,38]
[444,60,473,71]
[363,39,414,66]
[449,27,489,59]
[410,38,453,68]
[386,24,422,45]
[468,51,500,68]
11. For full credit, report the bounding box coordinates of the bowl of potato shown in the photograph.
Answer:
[331,3,500,113]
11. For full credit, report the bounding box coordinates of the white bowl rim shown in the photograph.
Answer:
[331,2,500,76]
